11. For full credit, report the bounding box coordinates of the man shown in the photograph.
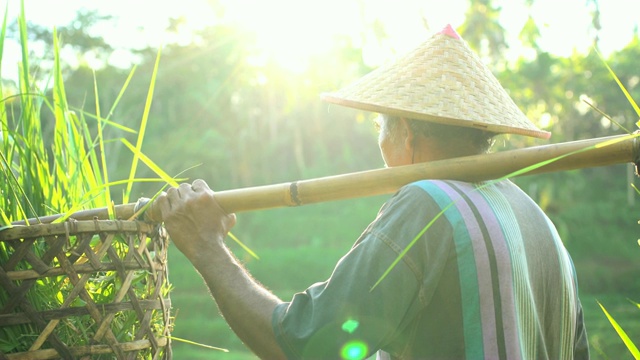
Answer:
[154,25,589,359]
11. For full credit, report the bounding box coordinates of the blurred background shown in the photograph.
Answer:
[3,0,639,358]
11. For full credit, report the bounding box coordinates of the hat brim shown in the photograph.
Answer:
[322,93,552,139]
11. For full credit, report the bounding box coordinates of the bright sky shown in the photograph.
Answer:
[3,0,639,76]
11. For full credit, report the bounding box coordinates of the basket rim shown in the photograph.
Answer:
[0,220,157,241]
[4,337,169,359]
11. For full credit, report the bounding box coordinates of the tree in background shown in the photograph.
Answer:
[459,0,507,64]
[7,9,113,73]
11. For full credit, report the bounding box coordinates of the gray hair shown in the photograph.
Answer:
[381,115,496,155]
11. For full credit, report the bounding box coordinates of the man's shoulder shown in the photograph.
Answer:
[401,179,477,197]
[404,179,517,195]
[398,179,530,210]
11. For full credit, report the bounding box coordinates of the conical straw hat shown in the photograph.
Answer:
[321,24,551,139]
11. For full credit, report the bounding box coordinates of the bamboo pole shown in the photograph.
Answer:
[9,134,640,225]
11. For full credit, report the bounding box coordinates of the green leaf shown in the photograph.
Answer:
[106,65,137,121]
[17,0,30,99]
[597,300,640,359]
[93,69,113,219]
[121,138,179,188]
[125,46,162,201]
[594,47,640,122]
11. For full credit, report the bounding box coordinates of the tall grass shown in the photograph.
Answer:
[1,15,128,225]
[0,1,174,356]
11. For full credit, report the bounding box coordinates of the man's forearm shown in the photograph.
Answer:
[190,243,287,360]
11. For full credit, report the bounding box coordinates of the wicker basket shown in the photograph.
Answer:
[0,219,172,359]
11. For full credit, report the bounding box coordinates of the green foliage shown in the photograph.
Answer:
[0,3,173,357]
[459,0,507,62]
[1,12,107,223]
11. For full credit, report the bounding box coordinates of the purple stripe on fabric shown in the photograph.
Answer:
[432,181,499,359]
[464,186,520,359]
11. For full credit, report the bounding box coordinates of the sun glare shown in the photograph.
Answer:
[218,0,357,73]
[214,0,470,73]
[6,0,639,77]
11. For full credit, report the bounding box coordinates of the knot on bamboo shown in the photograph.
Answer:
[632,131,640,177]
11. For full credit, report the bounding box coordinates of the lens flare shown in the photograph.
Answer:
[340,340,368,360]
[341,319,359,334]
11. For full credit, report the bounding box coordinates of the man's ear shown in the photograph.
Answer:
[399,118,414,151]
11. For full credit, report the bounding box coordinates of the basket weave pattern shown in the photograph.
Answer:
[0,220,172,359]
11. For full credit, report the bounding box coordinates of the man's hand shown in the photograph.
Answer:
[152,179,287,359]
[154,179,236,262]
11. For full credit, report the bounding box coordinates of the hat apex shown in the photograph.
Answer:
[439,24,461,39]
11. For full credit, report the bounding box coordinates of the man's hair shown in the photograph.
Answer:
[383,115,496,155]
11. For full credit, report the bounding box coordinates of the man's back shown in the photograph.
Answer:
[272,179,588,359]
[378,179,589,359]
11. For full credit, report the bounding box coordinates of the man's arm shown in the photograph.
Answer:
[154,179,287,360]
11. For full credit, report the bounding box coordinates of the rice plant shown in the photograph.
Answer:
[0,2,175,357]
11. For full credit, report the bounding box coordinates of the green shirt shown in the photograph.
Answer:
[272,180,589,359]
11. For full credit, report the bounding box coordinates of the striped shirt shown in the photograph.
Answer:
[273,180,589,359]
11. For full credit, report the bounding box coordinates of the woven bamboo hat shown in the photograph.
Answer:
[321,24,551,139]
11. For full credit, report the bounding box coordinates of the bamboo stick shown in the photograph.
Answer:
[8,134,640,225]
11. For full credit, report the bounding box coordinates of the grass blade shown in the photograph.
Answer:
[105,65,137,121]
[125,47,162,202]
[597,301,640,359]
[370,202,454,291]
[227,232,260,260]
[79,112,137,134]
[594,48,640,122]
[121,138,179,188]
[17,0,29,99]
[0,149,31,223]
[168,336,229,352]
[582,98,630,133]
[93,69,114,219]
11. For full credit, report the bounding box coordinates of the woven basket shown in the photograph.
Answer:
[0,219,172,359]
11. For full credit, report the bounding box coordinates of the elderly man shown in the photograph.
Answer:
[155,25,589,359]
